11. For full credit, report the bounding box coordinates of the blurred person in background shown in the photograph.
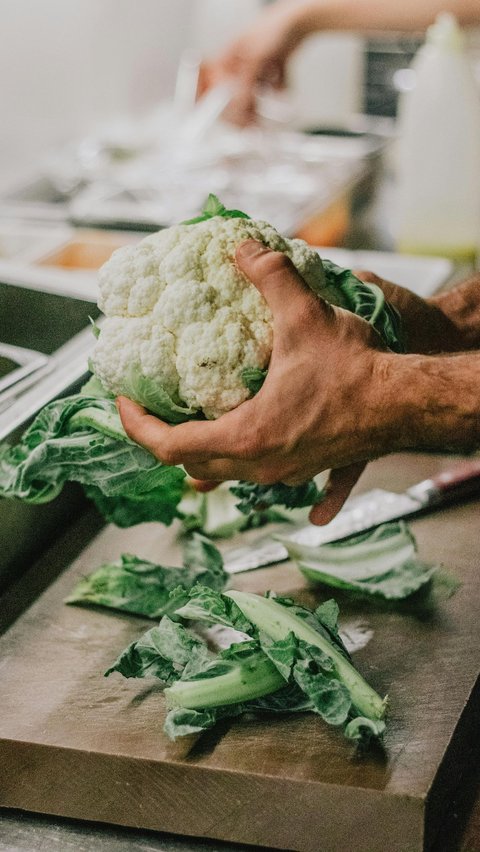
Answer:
[199,0,480,125]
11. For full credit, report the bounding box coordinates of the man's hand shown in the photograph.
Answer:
[198,1,310,125]
[118,241,406,523]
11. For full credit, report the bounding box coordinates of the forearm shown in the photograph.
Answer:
[384,351,480,454]
[289,0,480,35]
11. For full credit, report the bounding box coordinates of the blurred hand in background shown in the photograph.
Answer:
[198,1,309,125]
[198,0,480,125]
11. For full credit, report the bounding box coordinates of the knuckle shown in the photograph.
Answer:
[283,474,307,486]
[252,471,269,485]
[261,249,294,277]
[184,463,207,480]
[235,426,266,461]
[278,460,307,485]
[160,444,182,466]
[298,298,328,328]
[254,466,279,485]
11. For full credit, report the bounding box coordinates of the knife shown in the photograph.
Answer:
[223,460,480,574]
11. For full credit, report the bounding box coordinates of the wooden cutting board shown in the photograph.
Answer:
[0,452,479,852]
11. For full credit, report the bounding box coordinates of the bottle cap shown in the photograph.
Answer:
[426,12,465,52]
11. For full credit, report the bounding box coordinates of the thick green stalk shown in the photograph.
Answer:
[165,655,284,710]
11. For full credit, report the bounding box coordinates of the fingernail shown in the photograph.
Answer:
[236,239,267,259]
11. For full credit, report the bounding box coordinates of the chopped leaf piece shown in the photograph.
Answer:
[67,533,227,619]
[292,664,351,725]
[259,631,298,680]
[174,585,252,633]
[315,599,342,638]
[265,592,350,658]
[279,522,439,600]
[231,479,325,515]
[105,616,210,682]
[177,480,290,538]
[344,716,386,742]
[164,707,222,739]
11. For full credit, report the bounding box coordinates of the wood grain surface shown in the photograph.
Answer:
[0,452,479,852]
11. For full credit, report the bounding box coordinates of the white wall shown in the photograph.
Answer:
[189,0,262,57]
[0,0,191,185]
[0,0,366,188]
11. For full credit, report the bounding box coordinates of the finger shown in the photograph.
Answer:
[223,90,257,126]
[117,397,249,465]
[308,462,367,526]
[197,62,214,98]
[117,397,173,456]
[188,478,221,493]
[235,241,332,339]
[184,458,254,483]
[271,62,286,89]
[259,60,284,88]
[282,474,312,487]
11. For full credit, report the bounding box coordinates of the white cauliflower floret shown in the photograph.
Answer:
[91,213,346,419]
[176,308,273,417]
[93,316,179,400]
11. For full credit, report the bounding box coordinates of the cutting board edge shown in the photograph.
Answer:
[1,736,428,852]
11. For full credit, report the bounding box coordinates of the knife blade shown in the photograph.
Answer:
[223,460,480,574]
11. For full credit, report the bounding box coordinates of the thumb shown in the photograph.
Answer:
[236,240,330,330]
[308,462,367,526]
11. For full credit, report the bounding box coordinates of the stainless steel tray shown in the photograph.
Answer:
[0,341,50,411]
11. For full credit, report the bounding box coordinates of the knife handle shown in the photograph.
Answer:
[428,459,480,505]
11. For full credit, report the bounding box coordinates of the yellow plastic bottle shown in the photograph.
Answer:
[395,14,480,263]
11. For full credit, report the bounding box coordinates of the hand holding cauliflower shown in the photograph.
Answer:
[117,241,397,524]
[91,196,401,422]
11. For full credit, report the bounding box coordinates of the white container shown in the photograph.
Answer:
[395,13,480,262]
[288,33,365,130]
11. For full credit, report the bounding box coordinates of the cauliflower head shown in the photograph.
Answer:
[91,214,348,420]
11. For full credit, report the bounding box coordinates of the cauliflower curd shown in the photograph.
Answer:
[92,214,347,419]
